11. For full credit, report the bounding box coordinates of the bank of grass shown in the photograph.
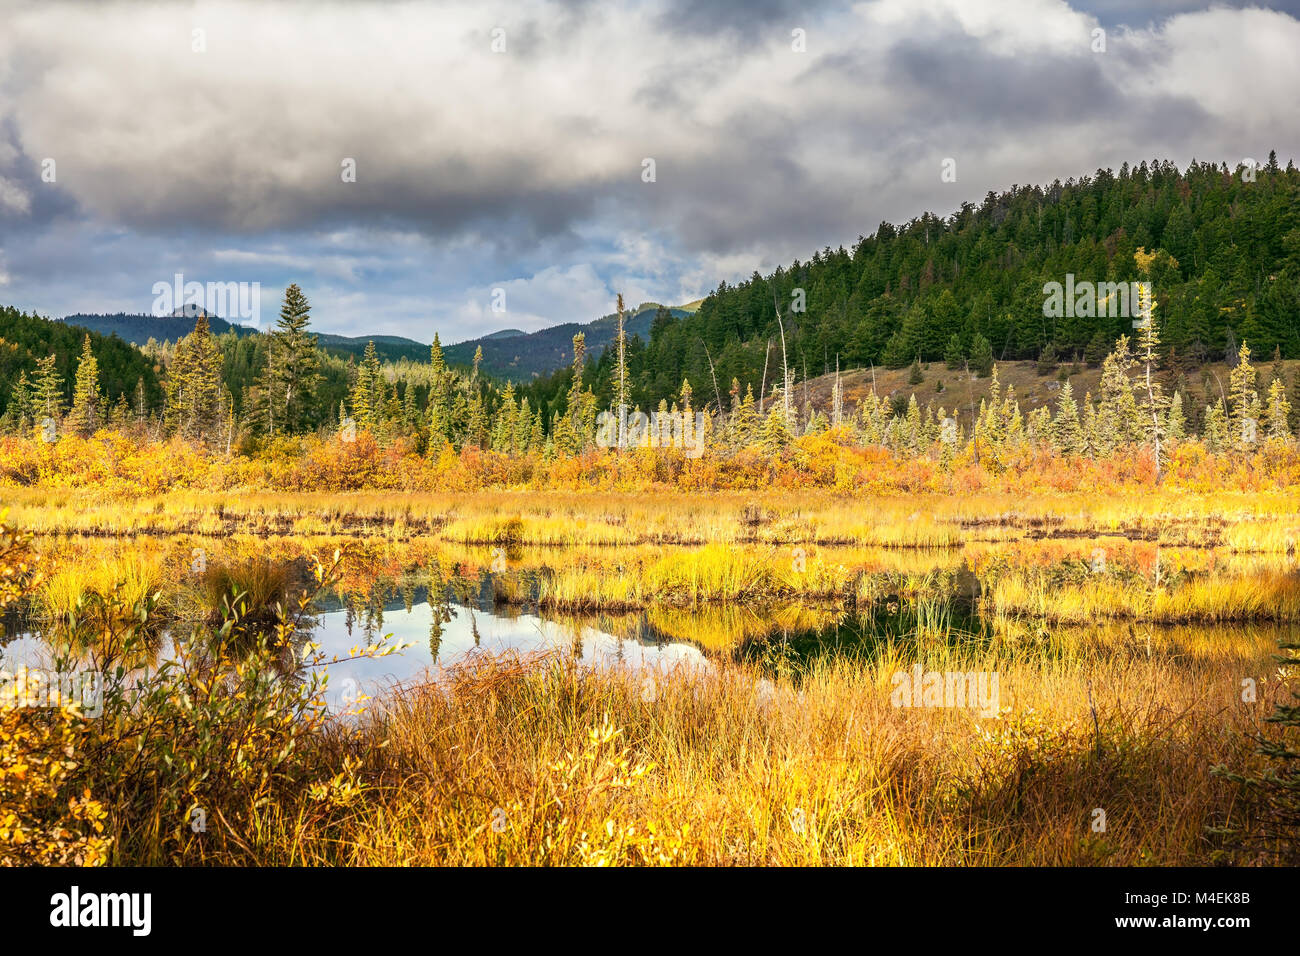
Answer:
[987,566,1300,624]
[530,542,855,609]
[256,643,1279,866]
[8,487,1300,552]
[40,551,168,626]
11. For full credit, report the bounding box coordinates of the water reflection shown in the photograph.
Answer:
[312,599,709,712]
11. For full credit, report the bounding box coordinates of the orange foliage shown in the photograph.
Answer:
[3,429,1300,497]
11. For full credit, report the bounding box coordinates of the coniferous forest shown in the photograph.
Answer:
[3,157,1298,470]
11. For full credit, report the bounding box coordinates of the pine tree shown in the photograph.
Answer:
[351,341,385,430]
[943,333,965,370]
[1203,398,1229,453]
[32,354,64,424]
[759,397,792,452]
[67,335,103,437]
[1053,380,1084,454]
[165,316,223,443]
[970,333,994,377]
[427,334,453,449]
[613,293,630,449]
[1264,378,1293,442]
[6,371,34,433]
[1166,390,1187,443]
[257,284,320,436]
[1228,341,1261,449]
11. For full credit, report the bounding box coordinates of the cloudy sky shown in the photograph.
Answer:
[1,0,1298,343]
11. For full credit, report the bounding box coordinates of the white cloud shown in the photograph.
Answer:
[0,176,31,214]
[0,0,1297,336]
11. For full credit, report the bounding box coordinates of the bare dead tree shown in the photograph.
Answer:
[615,293,627,450]
[771,283,793,429]
[701,339,723,417]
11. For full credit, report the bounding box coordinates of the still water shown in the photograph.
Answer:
[309,598,709,711]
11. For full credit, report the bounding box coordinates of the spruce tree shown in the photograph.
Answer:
[427,334,452,449]
[1211,637,1300,863]
[943,333,965,370]
[493,382,518,452]
[351,341,385,430]
[759,397,792,452]
[166,316,223,443]
[1264,378,1293,442]
[257,284,320,436]
[6,371,34,433]
[1166,391,1187,443]
[515,396,533,454]
[1228,341,1261,449]
[729,382,760,448]
[969,333,994,377]
[1202,398,1229,453]
[32,354,65,424]
[1053,380,1084,454]
[67,335,102,437]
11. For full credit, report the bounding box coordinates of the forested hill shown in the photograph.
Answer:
[63,312,430,365]
[629,156,1300,408]
[444,302,685,380]
[0,306,165,413]
[63,312,258,345]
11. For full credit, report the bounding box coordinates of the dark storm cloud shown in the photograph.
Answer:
[880,35,1210,141]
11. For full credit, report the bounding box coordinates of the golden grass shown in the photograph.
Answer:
[988,567,1300,623]
[248,638,1283,866]
[39,551,167,624]
[8,487,1300,553]
[10,511,1297,866]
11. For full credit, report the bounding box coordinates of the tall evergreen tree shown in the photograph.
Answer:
[1227,341,1261,449]
[67,335,103,437]
[166,316,224,443]
[427,333,453,448]
[257,284,321,436]
[32,354,65,424]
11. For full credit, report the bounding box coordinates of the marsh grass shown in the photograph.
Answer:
[193,554,304,625]
[988,565,1300,623]
[10,487,1300,553]
[9,495,1300,867]
[246,638,1283,866]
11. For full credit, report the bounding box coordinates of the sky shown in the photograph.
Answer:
[1,0,1298,343]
